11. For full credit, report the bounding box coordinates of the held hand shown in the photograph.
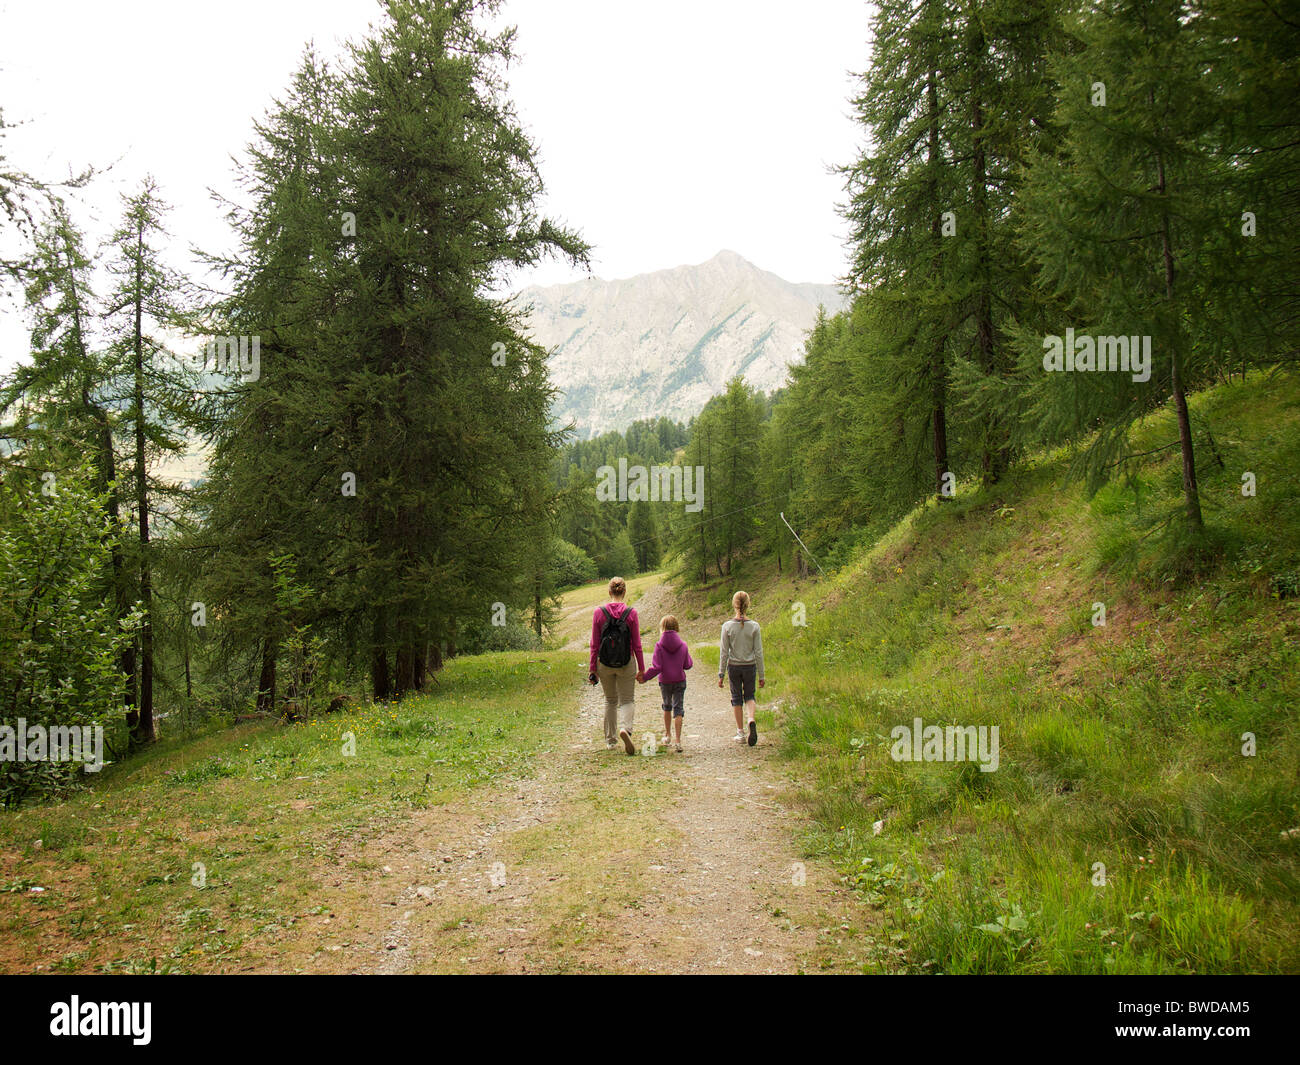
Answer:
[636,670,645,683]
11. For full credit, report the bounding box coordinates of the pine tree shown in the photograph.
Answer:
[3,201,107,472]
[677,406,720,582]
[196,48,347,713]
[945,0,1061,484]
[673,378,763,578]
[201,1,587,701]
[843,0,962,501]
[1201,0,1300,371]
[1019,0,1246,529]
[628,499,660,572]
[713,378,764,574]
[102,179,202,745]
[0,107,91,284]
[1,201,138,725]
[844,0,1061,495]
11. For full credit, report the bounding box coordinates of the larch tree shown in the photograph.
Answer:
[1019,0,1247,530]
[102,179,202,745]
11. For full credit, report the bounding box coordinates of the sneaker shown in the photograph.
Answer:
[606,740,619,750]
[619,728,636,756]
[661,733,672,747]
[748,720,758,746]
[734,730,746,743]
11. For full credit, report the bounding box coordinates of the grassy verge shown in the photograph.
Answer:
[0,651,574,974]
[765,369,1300,973]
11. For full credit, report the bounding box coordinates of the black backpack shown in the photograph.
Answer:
[597,605,633,668]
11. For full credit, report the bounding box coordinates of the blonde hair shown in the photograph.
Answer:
[732,590,750,617]
[660,614,679,632]
[608,576,627,599]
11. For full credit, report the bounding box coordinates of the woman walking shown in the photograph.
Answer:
[718,590,764,746]
[588,576,645,754]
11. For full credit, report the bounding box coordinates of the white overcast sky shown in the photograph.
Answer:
[0,0,871,371]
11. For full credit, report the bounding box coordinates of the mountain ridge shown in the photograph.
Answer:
[516,250,846,437]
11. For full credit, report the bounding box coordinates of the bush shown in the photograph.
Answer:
[456,614,542,655]
[551,538,598,589]
[0,465,135,805]
[595,531,637,579]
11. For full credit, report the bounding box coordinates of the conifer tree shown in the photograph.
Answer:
[628,499,661,572]
[673,378,762,578]
[202,1,587,700]
[197,48,348,712]
[843,0,961,500]
[102,179,202,745]
[945,0,1061,484]
[1,201,139,726]
[1019,0,1245,529]
[1200,0,1300,369]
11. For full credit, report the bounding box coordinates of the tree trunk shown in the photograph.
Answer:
[395,639,415,696]
[88,396,133,718]
[256,635,277,714]
[371,607,391,699]
[1156,141,1204,530]
[969,27,1002,487]
[927,63,951,500]
[130,218,155,748]
[1170,351,1202,528]
[75,249,135,735]
[414,645,427,691]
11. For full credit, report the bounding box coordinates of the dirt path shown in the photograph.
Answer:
[266,582,870,974]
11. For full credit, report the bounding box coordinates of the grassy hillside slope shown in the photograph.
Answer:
[757,369,1300,973]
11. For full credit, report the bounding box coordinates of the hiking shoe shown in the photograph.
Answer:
[606,740,619,750]
[734,730,746,743]
[619,729,636,755]
[748,720,758,746]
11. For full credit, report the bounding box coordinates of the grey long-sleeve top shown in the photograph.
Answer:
[719,618,764,680]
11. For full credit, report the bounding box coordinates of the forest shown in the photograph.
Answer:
[1,0,1296,810]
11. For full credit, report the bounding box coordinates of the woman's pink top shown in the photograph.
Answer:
[588,601,645,673]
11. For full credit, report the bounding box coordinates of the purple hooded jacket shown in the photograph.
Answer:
[642,629,693,685]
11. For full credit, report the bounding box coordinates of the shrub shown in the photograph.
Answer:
[551,538,598,589]
[0,465,135,805]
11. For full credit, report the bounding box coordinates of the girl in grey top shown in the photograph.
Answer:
[718,590,764,746]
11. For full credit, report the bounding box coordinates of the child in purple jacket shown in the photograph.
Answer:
[640,615,692,752]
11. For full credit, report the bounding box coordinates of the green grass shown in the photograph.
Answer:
[558,572,664,613]
[0,650,574,973]
[767,368,1300,974]
[549,571,665,646]
[7,373,1297,976]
